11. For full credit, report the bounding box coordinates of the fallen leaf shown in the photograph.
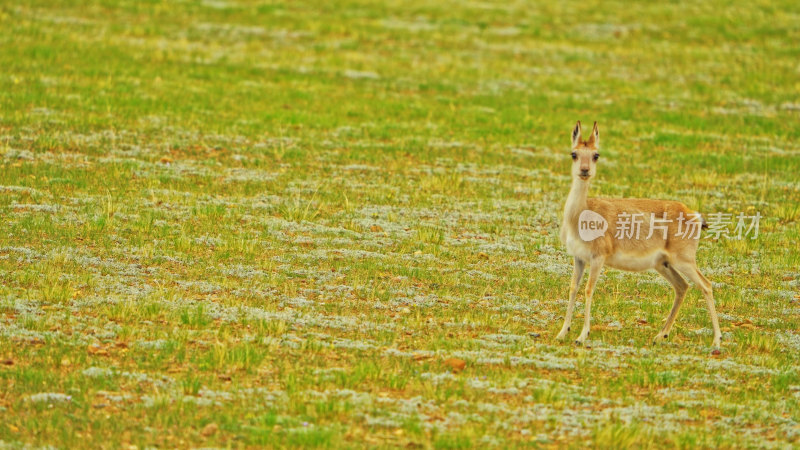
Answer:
[370,225,383,232]
[88,345,108,356]
[732,320,759,330]
[159,156,173,164]
[1,359,13,366]
[443,357,466,372]
[201,422,218,437]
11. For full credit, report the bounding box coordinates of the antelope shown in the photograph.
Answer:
[557,121,721,348]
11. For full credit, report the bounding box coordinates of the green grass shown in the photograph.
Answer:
[1,0,800,447]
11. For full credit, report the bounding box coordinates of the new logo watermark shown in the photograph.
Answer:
[578,210,761,242]
[578,210,608,241]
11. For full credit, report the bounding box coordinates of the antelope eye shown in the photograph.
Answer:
[593,153,600,161]
[571,152,577,160]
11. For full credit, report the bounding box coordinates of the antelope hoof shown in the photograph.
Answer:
[555,326,570,340]
[574,338,589,347]
[652,332,669,345]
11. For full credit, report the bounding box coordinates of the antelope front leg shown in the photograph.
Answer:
[556,258,585,340]
[576,257,604,346]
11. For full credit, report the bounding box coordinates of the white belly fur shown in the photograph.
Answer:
[565,230,663,271]
[606,250,663,272]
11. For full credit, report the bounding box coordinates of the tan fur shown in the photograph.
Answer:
[556,121,722,348]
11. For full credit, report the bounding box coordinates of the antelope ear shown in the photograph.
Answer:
[586,121,599,148]
[571,121,582,148]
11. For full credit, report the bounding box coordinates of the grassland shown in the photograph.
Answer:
[1,0,799,448]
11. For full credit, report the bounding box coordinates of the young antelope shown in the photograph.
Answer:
[557,121,722,348]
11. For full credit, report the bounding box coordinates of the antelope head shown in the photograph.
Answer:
[570,121,600,181]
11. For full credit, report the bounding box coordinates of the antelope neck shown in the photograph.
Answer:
[564,177,590,225]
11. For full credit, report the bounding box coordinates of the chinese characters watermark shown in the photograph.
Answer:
[578,210,761,242]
